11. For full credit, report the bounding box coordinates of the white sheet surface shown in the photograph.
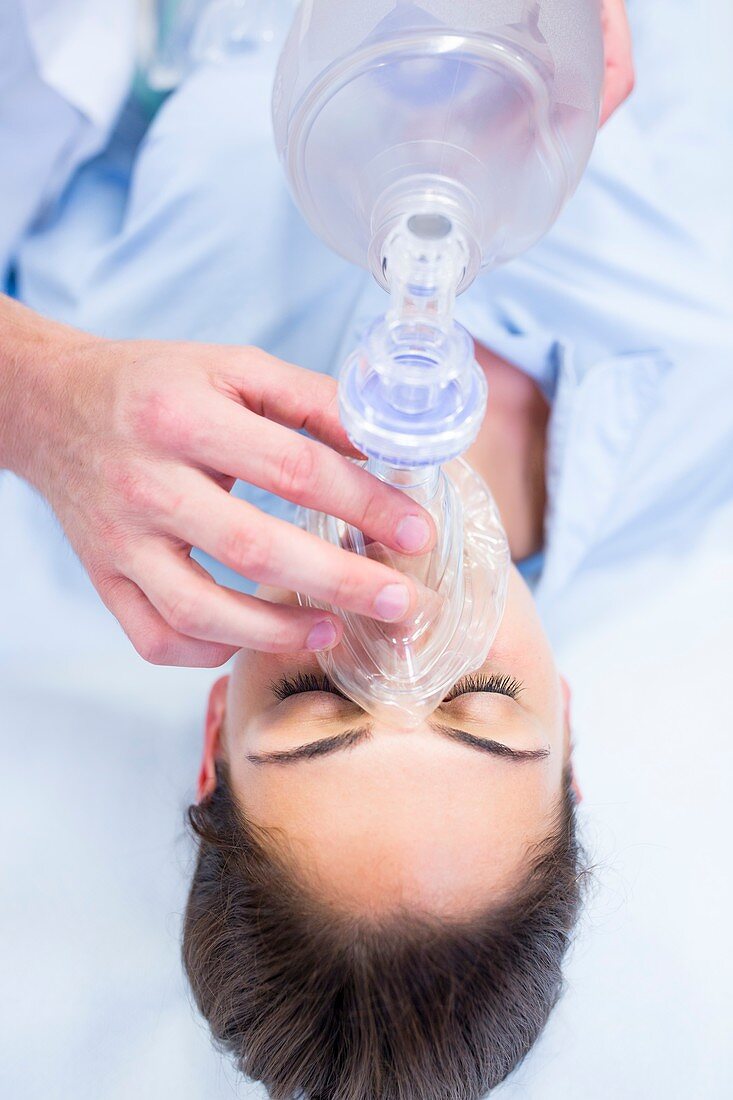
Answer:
[1,472,732,1099]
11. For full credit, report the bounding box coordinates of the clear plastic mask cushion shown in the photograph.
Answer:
[298,457,510,728]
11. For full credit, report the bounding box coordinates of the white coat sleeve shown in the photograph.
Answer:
[0,0,135,278]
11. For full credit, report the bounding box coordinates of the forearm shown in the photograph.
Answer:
[0,294,95,481]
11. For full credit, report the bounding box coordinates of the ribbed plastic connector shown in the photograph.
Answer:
[338,211,488,467]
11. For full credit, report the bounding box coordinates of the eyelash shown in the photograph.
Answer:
[272,671,523,703]
[272,671,349,701]
[443,672,523,702]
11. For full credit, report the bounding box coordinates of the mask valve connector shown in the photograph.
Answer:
[339,211,487,469]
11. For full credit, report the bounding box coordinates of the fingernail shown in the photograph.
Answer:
[374,583,411,621]
[306,620,338,651]
[395,515,431,553]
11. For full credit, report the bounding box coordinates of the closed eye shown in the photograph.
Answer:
[272,670,351,702]
[272,671,523,705]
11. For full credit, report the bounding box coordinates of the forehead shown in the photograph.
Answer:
[242,717,558,823]
[232,722,559,915]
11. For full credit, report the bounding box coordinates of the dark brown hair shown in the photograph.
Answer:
[183,764,583,1100]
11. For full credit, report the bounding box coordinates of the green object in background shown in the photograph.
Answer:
[133,0,186,119]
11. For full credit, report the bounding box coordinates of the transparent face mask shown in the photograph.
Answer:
[299,457,509,728]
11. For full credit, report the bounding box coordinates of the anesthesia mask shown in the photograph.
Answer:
[272,0,604,724]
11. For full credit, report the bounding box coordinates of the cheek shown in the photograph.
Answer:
[228,646,284,710]
[489,570,563,730]
[222,649,266,751]
[491,572,554,675]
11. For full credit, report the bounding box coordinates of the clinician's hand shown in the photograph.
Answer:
[600,0,635,125]
[0,298,435,667]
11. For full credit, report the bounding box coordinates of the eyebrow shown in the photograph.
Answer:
[246,723,549,766]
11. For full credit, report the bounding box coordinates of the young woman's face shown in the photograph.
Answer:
[201,565,571,917]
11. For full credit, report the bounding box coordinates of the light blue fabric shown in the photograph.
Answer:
[7,0,733,614]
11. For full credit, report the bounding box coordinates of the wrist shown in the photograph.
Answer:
[0,297,96,482]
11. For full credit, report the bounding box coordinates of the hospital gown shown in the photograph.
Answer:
[0,1,732,1098]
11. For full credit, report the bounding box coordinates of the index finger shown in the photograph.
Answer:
[188,396,437,557]
[213,347,362,457]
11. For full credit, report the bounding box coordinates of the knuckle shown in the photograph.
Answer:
[197,646,237,669]
[127,387,195,451]
[275,442,319,501]
[260,622,297,653]
[95,516,137,567]
[214,345,264,392]
[353,482,389,535]
[303,380,339,435]
[217,526,271,578]
[239,343,265,365]
[104,457,164,516]
[162,588,207,637]
[131,625,174,666]
[329,568,361,611]
[95,568,126,603]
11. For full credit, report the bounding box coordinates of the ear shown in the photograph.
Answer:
[560,675,583,805]
[197,675,229,803]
